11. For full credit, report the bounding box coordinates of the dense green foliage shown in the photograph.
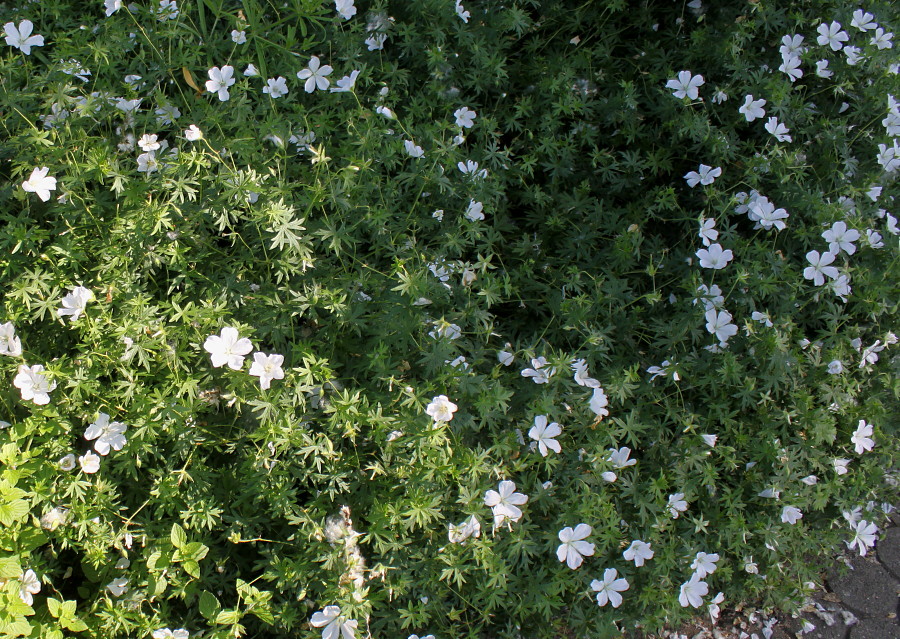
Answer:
[0,0,898,637]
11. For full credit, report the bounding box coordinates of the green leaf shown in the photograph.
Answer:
[215,609,242,625]
[0,500,28,527]
[0,556,21,579]
[46,597,61,619]
[199,591,221,620]
[170,523,187,549]
[182,560,200,578]
[61,617,88,632]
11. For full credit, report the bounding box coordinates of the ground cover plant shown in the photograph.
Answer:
[0,0,898,637]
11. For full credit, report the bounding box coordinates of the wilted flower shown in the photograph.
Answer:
[106,577,128,596]
[589,387,609,418]
[18,569,40,605]
[448,515,481,543]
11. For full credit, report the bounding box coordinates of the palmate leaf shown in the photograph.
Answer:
[0,500,29,528]
[265,199,308,254]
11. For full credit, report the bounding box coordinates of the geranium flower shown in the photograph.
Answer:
[335,0,356,20]
[815,60,834,78]
[0,322,22,357]
[521,356,555,383]
[249,352,285,390]
[464,200,484,221]
[106,577,128,596]
[665,70,704,100]
[708,592,725,622]
[833,458,850,475]
[22,167,57,202]
[739,95,766,122]
[85,413,127,455]
[690,552,719,578]
[57,286,94,322]
[484,480,528,527]
[778,55,802,82]
[448,515,481,543]
[204,327,253,370]
[695,243,733,269]
[365,33,386,50]
[851,419,874,454]
[876,142,899,173]
[454,107,476,128]
[803,251,838,286]
[822,221,860,255]
[262,77,289,99]
[498,349,514,366]
[591,568,629,607]
[556,524,594,569]
[4,20,44,55]
[425,395,457,422]
[699,218,718,246]
[185,125,203,141]
[607,447,637,470]
[205,66,236,101]
[623,540,653,567]
[157,0,178,20]
[851,10,877,31]
[231,29,246,44]
[455,0,470,23]
[846,519,877,556]
[667,492,688,518]
[750,196,789,230]
[528,415,561,457]
[781,505,802,525]
[779,34,805,58]
[764,117,792,143]
[152,629,190,639]
[871,28,893,50]
[571,358,600,387]
[310,607,357,639]
[330,70,360,93]
[105,0,123,16]
[137,152,159,174]
[589,387,609,418]
[13,364,56,405]
[843,45,862,65]
[59,454,76,471]
[705,308,738,345]
[679,574,708,608]
[297,56,332,93]
[78,451,101,473]
[18,569,40,605]
[684,164,721,188]
[404,140,424,158]
[817,21,848,51]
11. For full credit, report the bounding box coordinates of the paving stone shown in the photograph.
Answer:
[848,617,900,639]
[878,526,900,579]
[828,559,899,617]
[793,615,848,639]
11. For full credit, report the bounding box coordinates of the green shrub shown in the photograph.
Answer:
[0,1,898,637]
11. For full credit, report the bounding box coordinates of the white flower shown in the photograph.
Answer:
[607,447,636,471]
[815,59,834,78]
[85,413,128,455]
[556,524,594,569]
[711,90,728,104]
[138,134,160,152]
[667,493,688,518]
[464,200,484,222]
[244,63,259,77]
[803,250,838,286]
[18,569,40,605]
[484,480,528,527]
[106,577,128,596]
[455,0,470,23]
[375,105,394,118]
[750,196,789,230]
[365,33,387,50]
[59,454,76,471]
[851,10,877,32]
[779,34,805,58]
[152,629,190,639]
[695,243,733,269]
[833,458,850,475]
[104,0,123,16]
[764,117,792,143]
[851,419,874,454]
[744,557,758,573]
[701,433,717,447]
[458,159,487,179]
[589,387,609,418]
[448,515,481,543]
[623,540,654,567]
[185,125,203,141]
[137,152,159,174]
[591,568,629,608]
[57,286,94,322]
[708,592,725,622]
[739,95,766,122]
[665,71,704,100]
[781,505,802,525]
[690,552,719,579]
[871,28,893,50]
[13,364,56,405]
[78,451,101,473]
[827,360,844,375]
[205,65,236,101]
[404,140,424,158]
[310,606,357,639]
[823,221,860,255]
[230,29,246,44]
[684,164,721,188]
[330,69,360,93]
[817,21,848,51]
[699,218,718,246]
[203,327,253,370]
[4,20,44,55]
[865,229,884,249]
[249,352,285,390]
[679,574,708,608]
[846,519,878,556]
[571,359,600,388]
[521,357,555,384]
[778,55,803,82]
[157,0,179,20]
[335,0,356,20]
[297,56,332,93]
[454,106,476,128]
[528,416,561,457]
[425,395,457,423]
[0,322,22,357]
[262,77,289,99]
[498,349,514,366]
[22,167,57,202]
